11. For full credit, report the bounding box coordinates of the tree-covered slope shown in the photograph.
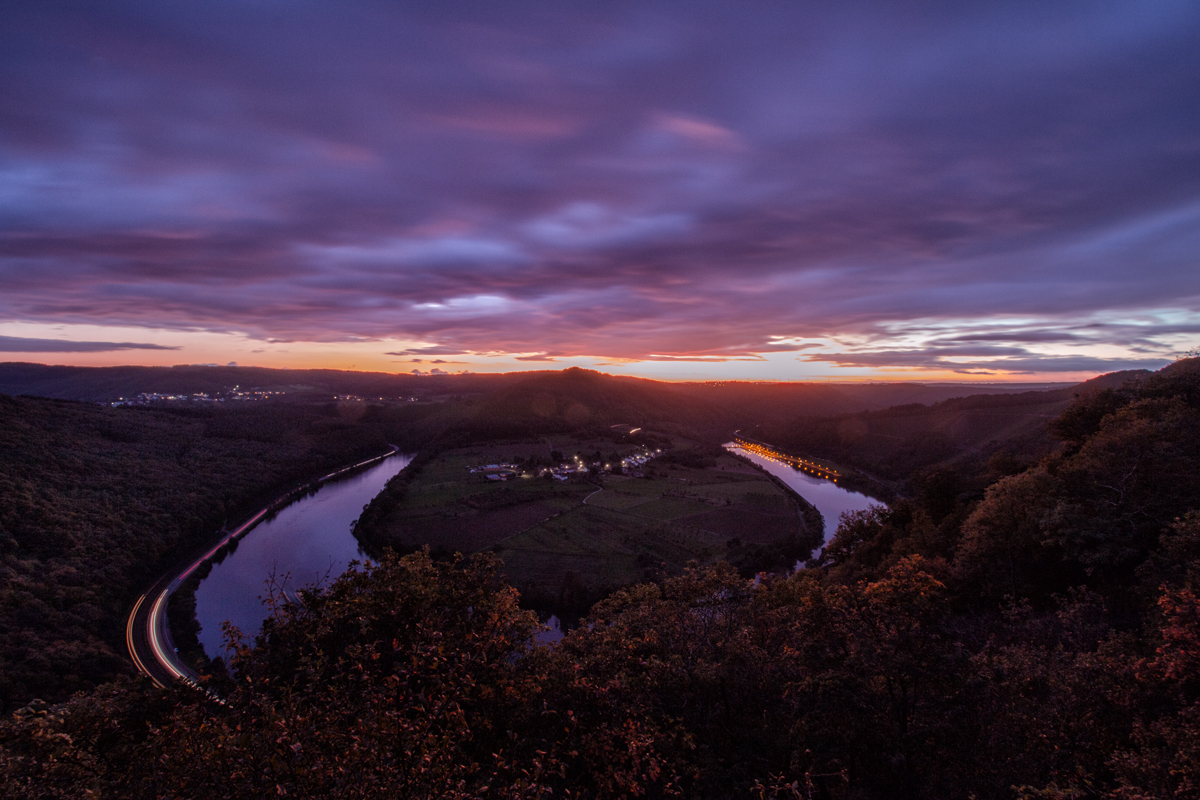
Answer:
[754,369,1153,492]
[0,396,396,713]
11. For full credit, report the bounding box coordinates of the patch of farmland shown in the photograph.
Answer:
[498,515,727,599]
[600,477,665,497]
[628,496,715,521]
[674,481,785,504]
[675,507,802,543]
[384,499,571,551]
[585,490,656,510]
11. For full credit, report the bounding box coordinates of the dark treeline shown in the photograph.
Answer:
[0,395,440,714]
[0,362,505,403]
[1,358,1198,798]
[0,361,1075,444]
[755,369,1152,500]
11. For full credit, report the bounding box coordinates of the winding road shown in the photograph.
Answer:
[125,447,400,690]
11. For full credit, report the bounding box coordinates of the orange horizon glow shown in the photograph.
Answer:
[0,320,1181,386]
[0,352,1101,386]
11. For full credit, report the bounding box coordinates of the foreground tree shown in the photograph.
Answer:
[1,552,554,799]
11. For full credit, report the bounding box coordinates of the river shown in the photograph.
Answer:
[193,445,876,658]
[193,452,413,659]
[723,442,880,549]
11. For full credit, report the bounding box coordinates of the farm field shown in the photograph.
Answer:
[367,437,817,610]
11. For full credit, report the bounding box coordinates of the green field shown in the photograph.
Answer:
[371,438,814,608]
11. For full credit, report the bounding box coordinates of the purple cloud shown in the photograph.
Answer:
[0,335,178,353]
[383,346,473,357]
[1,1,1198,373]
[801,350,1170,374]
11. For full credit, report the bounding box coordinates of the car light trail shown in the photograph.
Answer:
[126,447,398,694]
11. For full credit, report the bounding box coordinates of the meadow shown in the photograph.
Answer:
[358,436,816,611]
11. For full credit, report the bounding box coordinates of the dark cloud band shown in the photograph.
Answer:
[0,335,179,353]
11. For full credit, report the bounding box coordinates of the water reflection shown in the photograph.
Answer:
[194,453,413,659]
[723,443,880,547]
[536,615,564,646]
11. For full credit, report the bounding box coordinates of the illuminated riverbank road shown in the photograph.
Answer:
[126,447,400,691]
[731,436,841,482]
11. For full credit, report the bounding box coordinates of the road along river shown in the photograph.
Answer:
[126,448,411,687]
[132,443,869,684]
[193,451,413,660]
[723,442,880,552]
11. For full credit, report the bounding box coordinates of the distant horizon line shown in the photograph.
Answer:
[0,359,1099,387]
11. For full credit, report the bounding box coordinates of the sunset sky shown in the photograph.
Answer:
[2,1,1198,381]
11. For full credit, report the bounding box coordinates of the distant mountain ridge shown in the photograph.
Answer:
[755,366,1161,489]
[0,361,1082,430]
[0,362,497,402]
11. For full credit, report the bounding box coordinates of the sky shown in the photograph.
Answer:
[2,0,1199,382]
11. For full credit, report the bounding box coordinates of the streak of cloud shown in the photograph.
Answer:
[384,346,474,357]
[0,335,179,353]
[801,350,1170,374]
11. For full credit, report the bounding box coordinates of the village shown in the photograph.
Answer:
[109,386,287,406]
[467,447,662,482]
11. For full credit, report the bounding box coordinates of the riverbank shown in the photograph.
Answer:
[139,446,403,681]
[732,433,899,501]
[726,449,825,541]
[723,442,883,557]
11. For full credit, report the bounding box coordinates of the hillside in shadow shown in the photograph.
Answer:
[1,361,1078,444]
[755,368,1154,493]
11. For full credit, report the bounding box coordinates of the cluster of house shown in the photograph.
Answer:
[467,463,522,482]
[612,450,659,477]
[333,395,420,402]
[109,386,285,407]
[466,449,663,483]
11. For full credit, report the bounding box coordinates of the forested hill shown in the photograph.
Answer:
[0,361,1072,431]
[0,362,500,402]
[0,395,422,714]
[756,367,1154,492]
[422,367,731,443]
[2,358,1198,798]
[671,377,1079,422]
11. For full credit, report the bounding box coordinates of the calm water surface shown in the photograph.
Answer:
[194,453,413,659]
[724,443,880,549]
